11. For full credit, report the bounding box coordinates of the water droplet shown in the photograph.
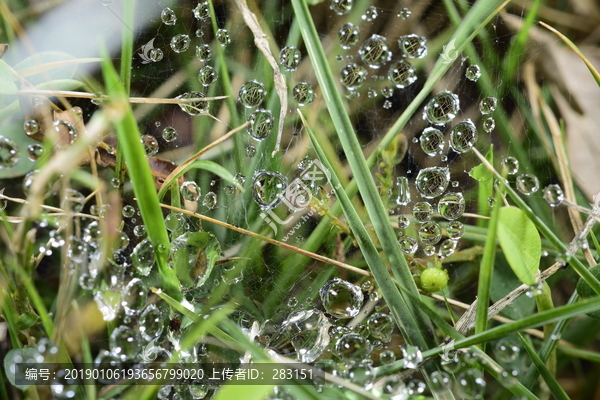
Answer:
[499,368,519,387]
[382,99,392,109]
[197,65,218,87]
[162,127,178,142]
[196,44,212,62]
[122,205,136,218]
[479,96,497,114]
[430,371,452,392]
[252,170,287,209]
[447,220,464,240]
[465,65,481,81]
[334,333,371,363]
[345,362,375,389]
[161,7,176,25]
[398,235,418,255]
[239,80,266,108]
[139,304,166,342]
[419,127,445,156]
[361,6,378,21]
[121,278,147,316]
[456,369,486,399]
[419,222,442,245]
[293,82,316,106]
[234,173,246,185]
[338,23,360,49]
[320,278,363,318]
[180,181,201,202]
[367,313,393,341]
[287,297,298,307]
[494,339,520,363]
[397,8,412,19]
[438,239,457,258]
[413,201,432,222]
[543,184,564,207]
[438,192,465,220]
[516,173,539,195]
[359,34,392,69]
[24,119,39,137]
[449,119,477,153]
[415,167,450,199]
[176,91,208,116]
[93,290,119,321]
[110,325,141,361]
[141,135,159,156]
[423,91,460,125]
[170,34,190,53]
[483,117,495,132]
[132,239,155,276]
[340,63,368,90]
[246,145,256,157]
[279,46,302,71]
[215,29,231,46]
[203,192,217,208]
[406,379,426,395]
[149,47,163,62]
[381,86,394,98]
[401,344,423,369]
[503,156,519,175]
[27,143,44,161]
[193,2,210,20]
[387,60,417,88]
[276,310,331,363]
[133,224,146,237]
[165,212,185,231]
[380,350,396,365]
[398,215,410,229]
[330,0,353,15]
[399,34,427,59]
[396,176,411,205]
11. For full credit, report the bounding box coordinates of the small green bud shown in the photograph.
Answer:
[420,268,449,292]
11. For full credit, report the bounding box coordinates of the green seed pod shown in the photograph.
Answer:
[420,268,449,292]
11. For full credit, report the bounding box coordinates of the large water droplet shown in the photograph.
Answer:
[170,34,190,53]
[121,278,147,316]
[276,310,331,363]
[203,192,217,208]
[176,91,208,116]
[330,0,353,15]
[197,65,218,87]
[252,170,287,209]
[399,34,427,59]
[412,201,432,222]
[503,156,519,175]
[216,29,231,46]
[455,369,486,399]
[399,235,418,255]
[139,304,166,342]
[494,339,520,363]
[415,167,450,199]
[161,7,176,25]
[340,63,368,90]
[345,362,375,389]
[396,176,411,206]
[293,82,316,106]
[359,34,392,69]
[367,313,393,341]
[0,136,20,168]
[247,109,273,141]
[195,44,212,62]
[162,127,178,142]
[320,278,363,318]
[543,184,564,207]
[465,65,481,81]
[438,192,465,220]
[110,325,141,361]
[334,333,371,363]
[279,46,302,71]
[516,173,539,195]
[449,119,477,153]
[193,2,210,20]
[479,96,497,114]
[419,127,445,156]
[419,222,442,245]
[239,80,266,108]
[447,221,464,239]
[181,181,201,202]
[131,239,154,276]
[338,23,360,49]
[388,60,417,88]
[423,91,460,125]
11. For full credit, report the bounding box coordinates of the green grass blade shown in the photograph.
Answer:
[299,111,429,350]
[291,0,433,340]
[518,333,570,400]
[120,0,135,94]
[100,51,182,301]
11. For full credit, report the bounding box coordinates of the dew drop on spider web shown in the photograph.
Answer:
[399,235,418,255]
[234,173,246,185]
[346,363,375,389]
[170,34,190,53]
[465,65,481,81]
[245,145,256,157]
[399,34,427,59]
[388,60,417,88]
[297,156,312,171]
[419,127,444,156]
[293,82,316,106]
[383,100,392,109]
[543,184,564,207]
[380,350,396,365]
[197,65,218,87]
[398,8,412,19]
[24,119,39,137]
[121,278,147,316]
[447,220,464,239]
[27,144,44,161]
[131,239,154,276]
[330,0,353,15]
[423,91,460,125]
[149,48,163,62]
[423,245,436,256]
[413,201,432,222]
[362,6,378,21]
[239,80,267,108]
[334,333,371,363]
[340,63,368,90]
[359,34,392,69]
[252,170,287,209]
[110,178,121,188]
[503,156,519,175]
[176,91,208,116]
[110,325,141,361]
[141,135,159,156]
[279,46,302,71]
[419,222,442,245]
[195,44,212,62]
[381,86,394,98]
[396,176,411,205]
[406,379,426,395]
[367,313,393,341]
[398,215,410,229]
[162,127,178,142]
[337,23,360,49]
[483,117,495,132]
[516,173,539,195]
[367,88,377,98]
[161,7,176,25]
[438,239,457,258]
[139,304,165,342]
[438,192,465,220]
[415,167,450,199]
[479,96,498,114]
[165,212,185,231]
[224,185,235,195]
[449,119,477,153]
[193,2,210,20]
[180,181,201,202]
[247,109,273,140]
[216,29,231,46]
[320,278,363,318]
[133,225,146,237]
[277,310,331,363]
[203,192,217,209]
[122,205,135,218]
[401,344,423,369]
[494,339,520,363]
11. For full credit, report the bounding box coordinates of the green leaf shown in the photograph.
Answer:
[497,206,541,286]
[0,59,18,94]
[13,51,78,85]
[173,231,222,289]
[16,312,39,330]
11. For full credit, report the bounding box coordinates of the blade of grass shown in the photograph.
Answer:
[120,0,134,94]
[101,49,182,301]
[298,111,430,350]
[518,333,570,400]
[291,0,435,343]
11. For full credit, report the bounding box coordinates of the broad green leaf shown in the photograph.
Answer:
[497,206,541,286]
[17,312,39,330]
[0,59,18,94]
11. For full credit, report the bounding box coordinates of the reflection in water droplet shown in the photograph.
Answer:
[338,23,360,49]
[419,222,442,245]
[412,201,432,222]
[494,339,520,363]
[181,181,201,202]
[197,65,218,87]
[334,333,371,362]
[483,117,495,132]
[139,304,165,342]
[424,91,459,125]
[239,80,267,108]
[203,192,217,209]
[388,60,417,88]
[401,344,423,369]
[252,170,287,209]
[367,313,393,341]
[279,46,302,71]
[216,29,231,46]
[438,192,465,220]
[162,127,178,142]
[398,8,412,19]
[450,119,477,153]
[24,119,40,137]
[456,369,486,399]
[176,91,208,116]
[247,109,273,140]
[246,146,256,157]
[340,63,368,90]
[516,173,539,195]
[465,65,481,81]
[165,212,185,231]
[359,34,392,69]
[503,156,519,175]
[193,2,210,20]
[161,7,176,25]
[420,127,444,156]
[110,325,141,361]
[415,167,450,199]
[330,0,353,15]
[399,235,418,255]
[447,220,464,240]
[27,144,44,161]
[0,136,19,168]
[398,215,410,229]
[479,96,498,114]
[320,278,363,318]
[543,184,564,207]
[132,239,154,276]
[196,44,212,62]
[170,34,190,53]
[399,34,427,59]
[396,176,411,206]
[293,82,316,106]
[361,6,378,21]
